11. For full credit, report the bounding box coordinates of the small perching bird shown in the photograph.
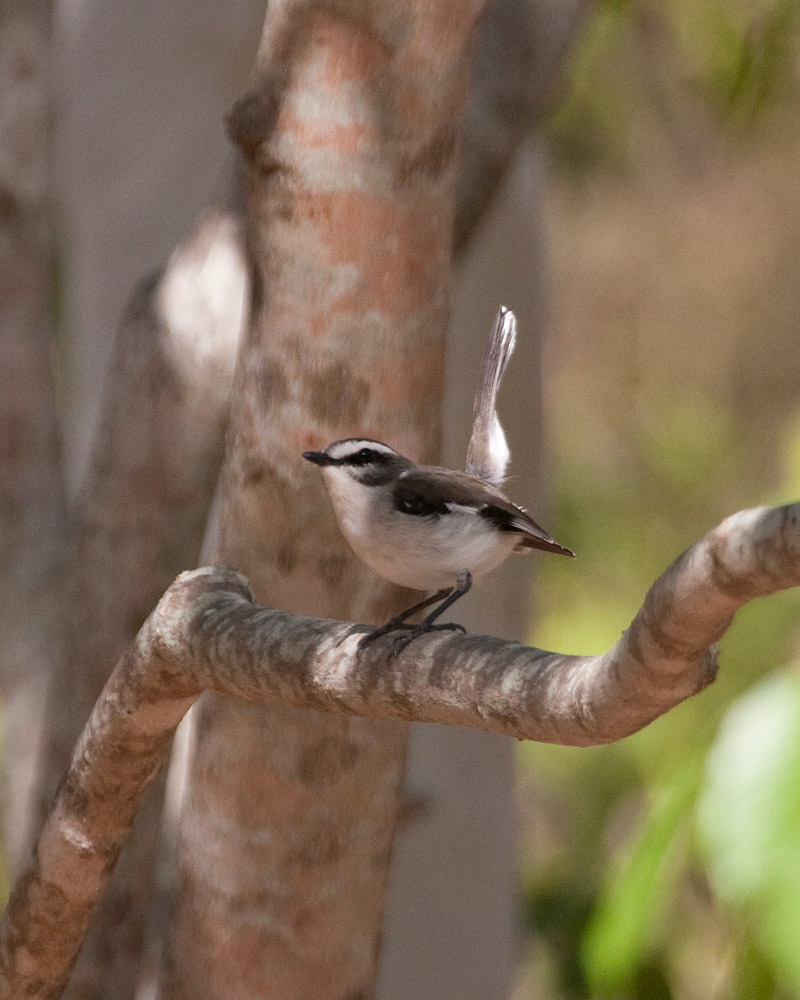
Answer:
[303,307,574,651]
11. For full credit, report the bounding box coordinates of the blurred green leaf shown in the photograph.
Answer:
[727,933,782,1000]
[633,389,738,492]
[581,755,703,993]
[523,886,595,998]
[698,670,800,992]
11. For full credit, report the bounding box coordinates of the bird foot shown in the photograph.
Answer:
[338,614,409,649]
[357,620,466,658]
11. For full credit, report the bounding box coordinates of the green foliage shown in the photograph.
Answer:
[522,397,800,995]
[582,756,702,994]
[699,672,800,994]
[523,884,595,998]
[548,0,800,178]
[518,2,800,996]
[668,0,800,125]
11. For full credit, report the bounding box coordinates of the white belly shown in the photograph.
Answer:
[331,484,519,591]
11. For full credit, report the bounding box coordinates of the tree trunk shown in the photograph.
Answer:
[0,0,65,875]
[162,3,485,997]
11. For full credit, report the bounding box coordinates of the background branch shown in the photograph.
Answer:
[38,175,249,1000]
[455,0,593,251]
[2,501,799,999]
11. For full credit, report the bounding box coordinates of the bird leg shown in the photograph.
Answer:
[387,588,455,627]
[349,588,452,647]
[416,571,472,628]
[357,571,473,655]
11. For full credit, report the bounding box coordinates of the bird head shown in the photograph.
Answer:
[303,438,411,487]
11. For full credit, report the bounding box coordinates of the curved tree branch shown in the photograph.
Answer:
[2,501,799,998]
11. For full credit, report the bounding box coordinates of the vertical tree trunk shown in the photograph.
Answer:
[163,2,485,997]
[49,188,249,1000]
[0,0,65,874]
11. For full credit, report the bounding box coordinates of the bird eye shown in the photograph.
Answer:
[357,448,374,462]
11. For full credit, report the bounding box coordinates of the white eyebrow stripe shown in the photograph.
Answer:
[326,439,397,460]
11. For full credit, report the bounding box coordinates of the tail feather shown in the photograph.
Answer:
[515,534,575,558]
[466,307,517,487]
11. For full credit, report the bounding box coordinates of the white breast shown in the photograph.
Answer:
[323,469,518,591]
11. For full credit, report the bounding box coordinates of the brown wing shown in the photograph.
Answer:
[394,469,575,558]
[479,503,575,557]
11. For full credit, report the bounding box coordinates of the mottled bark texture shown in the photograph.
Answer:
[41,180,249,1000]
[0,0,66,874]
[3,501,800,999]
[161,3,486,998]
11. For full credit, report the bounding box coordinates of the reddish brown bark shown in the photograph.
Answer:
[163,3,486,997]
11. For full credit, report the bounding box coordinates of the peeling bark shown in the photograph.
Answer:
[2,501,799,999]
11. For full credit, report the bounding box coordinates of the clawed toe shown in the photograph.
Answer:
[354,579,472,657]
[356,621,413,655]
[388,622,467,657]
[357,620,466,658]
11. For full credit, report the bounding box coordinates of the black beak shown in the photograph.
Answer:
[302,450,335,466]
